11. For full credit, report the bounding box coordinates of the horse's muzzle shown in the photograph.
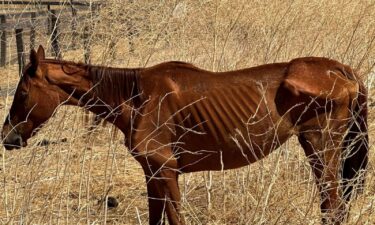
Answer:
[3,130,24,150]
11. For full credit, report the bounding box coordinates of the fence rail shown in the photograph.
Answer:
[1,0,97,6]
[0,0,102,74]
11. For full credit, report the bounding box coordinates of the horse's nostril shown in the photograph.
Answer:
[3,132,23,150]
[14,136,22,147]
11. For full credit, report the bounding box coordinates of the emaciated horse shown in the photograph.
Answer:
[2,46,368,225]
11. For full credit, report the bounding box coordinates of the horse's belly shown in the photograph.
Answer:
[168,84,293,172]
[176,123,292,173]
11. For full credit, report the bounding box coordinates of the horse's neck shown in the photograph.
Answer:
[81,65,142,132]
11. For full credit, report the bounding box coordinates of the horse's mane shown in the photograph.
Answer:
[88,65,141,107]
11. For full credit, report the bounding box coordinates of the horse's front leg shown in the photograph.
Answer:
[143,166,183,225]
[129,101,186,225]
[133,148,184,225]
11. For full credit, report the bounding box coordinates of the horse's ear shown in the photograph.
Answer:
[36,45,45,59]
[29,49,39,75]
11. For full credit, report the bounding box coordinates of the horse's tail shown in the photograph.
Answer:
[342,79,368,201]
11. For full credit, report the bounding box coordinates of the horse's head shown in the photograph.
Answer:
[1,46,87,150]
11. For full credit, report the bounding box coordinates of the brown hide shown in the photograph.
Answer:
[2,49,368,225]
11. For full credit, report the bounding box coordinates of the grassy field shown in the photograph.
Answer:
[1,0,375,224]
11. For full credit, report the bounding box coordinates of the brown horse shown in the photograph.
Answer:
[2,46,368,225]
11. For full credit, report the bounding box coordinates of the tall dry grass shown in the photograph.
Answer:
[0,0,375,224]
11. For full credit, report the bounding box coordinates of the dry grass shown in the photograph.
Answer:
[1,0,375,224]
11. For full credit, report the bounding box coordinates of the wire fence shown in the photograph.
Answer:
[0,0,102,75]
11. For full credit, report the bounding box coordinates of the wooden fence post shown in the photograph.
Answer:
[70,0,77,49]
[83,25,91,64]
[15,28,25,76]
[47,4,51,35]
[30,12,36,50]
[82,2,101,64]
[0,15,6,67]
[50,10,61,59]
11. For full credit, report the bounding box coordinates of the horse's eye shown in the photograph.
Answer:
[19,90,28,99]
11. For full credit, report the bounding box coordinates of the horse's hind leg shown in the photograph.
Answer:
[297,99,353,224]
[297,97,353,225]
[298,128,347,224]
